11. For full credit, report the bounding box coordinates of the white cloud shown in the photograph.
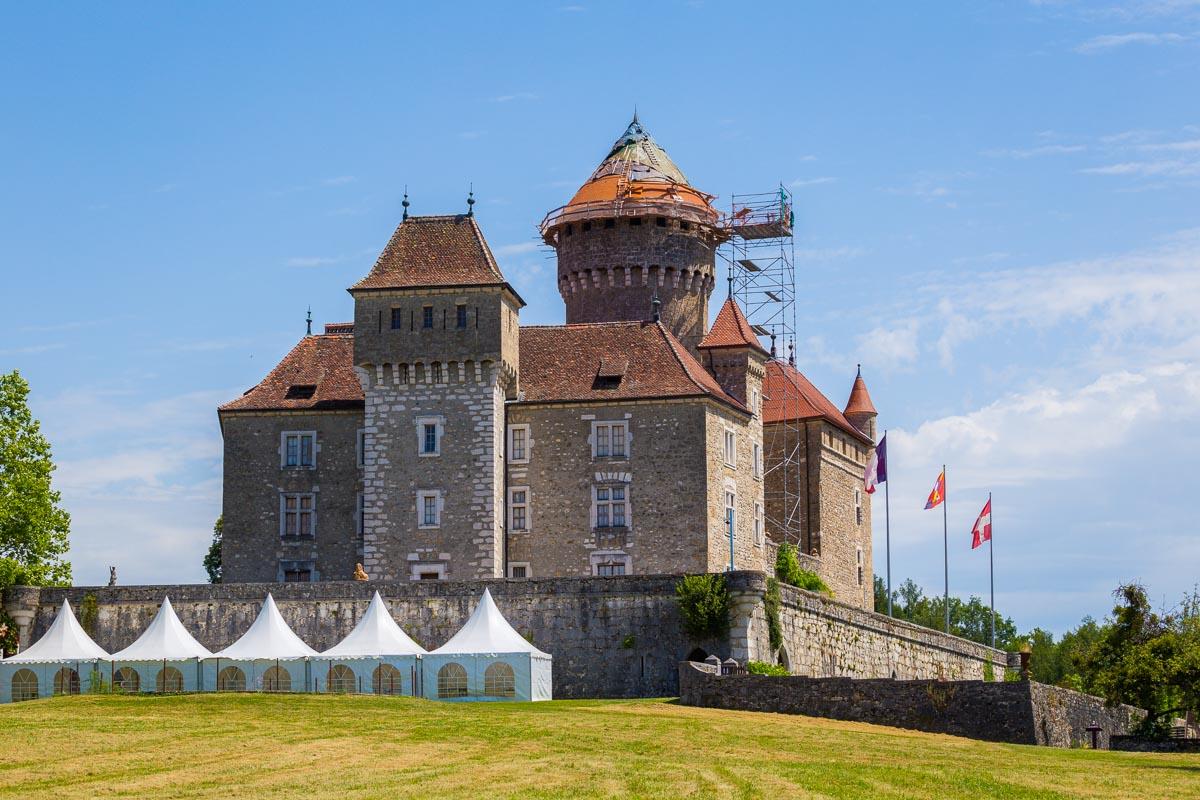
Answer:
[855,320,921,370]
[983,144,1087,158]
[494,241,541,257]
[1075,31,1187,52]
[789,176,837,187]
[795,246,866,261]
[1081,159,1200,176]
[285,256,342,268]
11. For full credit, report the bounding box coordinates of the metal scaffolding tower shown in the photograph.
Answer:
[719,186,804,549]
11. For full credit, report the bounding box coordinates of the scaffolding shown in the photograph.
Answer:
[719,187,804,550]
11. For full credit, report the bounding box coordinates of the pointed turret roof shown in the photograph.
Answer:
[213,594,317,660]
[587,115,690,186]
[699,297,769,355]
[763,360,873,444]
[430,589,548,657]
[844,366,877,417]
[110,596,213,661]
[3,599,109,663]
[320,592,426,657]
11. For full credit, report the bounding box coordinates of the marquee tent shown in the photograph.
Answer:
[313,591,426,695]
[1,599,109,702]
[108,596,212,693]
[421,589,552,702]
[203,594,317,692]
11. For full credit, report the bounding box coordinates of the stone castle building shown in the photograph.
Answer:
[218,116,878,608]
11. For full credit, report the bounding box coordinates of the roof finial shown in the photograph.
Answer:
[727,269,734,297]
[650,291,661,323]
[770,331,777,359]
[467,183,475,217]
[788,341,795,367]
[632,105,639,125]
[306,306,312,336]
[401,186,410,221]
[856,363,862,378]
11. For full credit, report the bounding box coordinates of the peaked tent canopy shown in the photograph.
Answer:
[430,589,547,656]
[212,594,317,660]
[110,596,213,661]
[320,592,426,657]
[3,599,110,663]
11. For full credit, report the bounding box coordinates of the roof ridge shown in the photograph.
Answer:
[654,322,748,412]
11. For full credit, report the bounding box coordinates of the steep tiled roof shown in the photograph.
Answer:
[219,332,363,413]
[350,215,509,292]
[762,360,871,443]
[699,297,769,355]
[518,321,747,412]
[844,369,877,416]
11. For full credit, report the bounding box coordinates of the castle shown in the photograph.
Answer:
[217,116,878,609]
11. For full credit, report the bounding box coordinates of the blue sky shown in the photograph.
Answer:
[2,2,1197,633]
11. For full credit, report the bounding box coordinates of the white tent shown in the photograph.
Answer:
[108,596,211,693]
[1,599,109,702]
[313,591,426,695]
[422,589,552,702]
[203,594,317,693]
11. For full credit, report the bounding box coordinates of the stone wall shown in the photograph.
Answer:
[6,572,1016,700]
[1111,737,1200,753]
[679,661,1144,747]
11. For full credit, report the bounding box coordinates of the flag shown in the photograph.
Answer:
[972,498,992,549]
[864,434,887,494]
[924,470,945,509]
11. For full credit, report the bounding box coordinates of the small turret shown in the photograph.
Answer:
[698,297,769,408]
[843,365,878,441]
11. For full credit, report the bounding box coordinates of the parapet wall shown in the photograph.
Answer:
[679,661,1144,748]
[6,572,1009,699]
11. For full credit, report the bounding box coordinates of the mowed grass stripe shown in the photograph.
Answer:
[0,694,1196,799]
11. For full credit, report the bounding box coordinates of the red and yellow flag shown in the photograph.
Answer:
[924,470,946,510]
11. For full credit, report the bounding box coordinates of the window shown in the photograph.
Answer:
[357,429,367,467]
[857,547,864,586]
[751,389,759,416]
[723,428,737,467]
[416,416,443,456]
[680,221,690,231]
[281,494,315,537]
[508,562,530,579]
[53,667,80,696]
[326,664,356,693]
[855,489,863,526]
[656,216,667,227]
[285,384,315,399]
[725,489,736,544]
[629,217,642,226]
[596,561,626,576]
[114,667,140,693]
[418,570,441,580]
[390,308,403,329]
[282,431,316,469]
[373,663,402,695]
[754,503,764,547]
[508,424,530,463]
[263,665,291,693]
[11,669,38,702]
[595,485,628,528]
[418,490,442,528]
[217,666,245,692]
[753,442,762,479]
[438,663,469,698]
[283,567,312,582]
[356,492,365,540]
[456,304,468,329]
[484,662,516,697]
[156,666,183,693]
[604,218,615,229]
[398,363,409,384]
[431,362,443,383]
[509,487,528,531]
[422,306,434,328]
[593,421,627,458]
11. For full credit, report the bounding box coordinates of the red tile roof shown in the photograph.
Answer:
[762,360,871,442]
[518,321,747,412]
[699,297,769,355]
[350,215,511,292]
[219,332,364,413]
[844,369,877,416]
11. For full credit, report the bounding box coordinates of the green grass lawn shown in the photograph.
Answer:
[0,695,1196,799]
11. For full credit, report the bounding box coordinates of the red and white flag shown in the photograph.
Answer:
[971,498,992,549]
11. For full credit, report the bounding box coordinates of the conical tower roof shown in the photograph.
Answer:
[3,599,109,663]
[844,366,877,417]
[699,297,769,355]
[586,114,691,186]
[213,594,317,660]
[430,588,548,657]
[320,591,426,657]
[110,596,213,661]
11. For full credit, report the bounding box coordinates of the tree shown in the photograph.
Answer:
[203,515,222,584]
[0,371,71,588]
[878,575,1018,649]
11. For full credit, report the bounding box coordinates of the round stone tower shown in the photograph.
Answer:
[539,115,727,349]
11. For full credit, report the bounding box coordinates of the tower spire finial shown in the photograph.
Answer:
[788,341,795,367]
[306,306,312,336]
[857,363,861,378]
[650,291,661,323]
[632,105,639,125]
[467,183,475,217]
[727,269,734,297]
[402,185,410,221]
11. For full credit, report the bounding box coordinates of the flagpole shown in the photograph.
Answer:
[885,429,892,618]
[943,464,949,634]
[989,491,995,649]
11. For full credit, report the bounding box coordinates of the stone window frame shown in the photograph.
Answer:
[855,488,863,526]
[279,558,317,582]
[750,389,760,417]
[590,419,631,460]
[356,492,365,540]
[417,489,444,529]
[508,561,531,579]
[280,430,317,470]
[592,483,630,530]
[279,492,316,538]
[590,550,631,576]
[455,304,468,329]
[754,502,764,547]
[356,428,367,468]
[722,426,737,468]
[509,485,530,532]
[752,441,762,480]
[508,424,531,464]
[724,478,737,549]
[857,546,864,587]
[422,305,434,329]
[416,415,445,457]
[411,562,446,581]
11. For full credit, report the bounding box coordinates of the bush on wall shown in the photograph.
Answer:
[775,543,833,596]
[675,573,731,639]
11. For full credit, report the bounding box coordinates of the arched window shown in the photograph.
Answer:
[373,663,402,695]
[11,668,38,702]
[114,667,140,693]
[157,666,183,693]
[53,667,80,696]
[484,662,515,698]
[437,662,468,698]
[326,664,356,693]
[262,665,291,693]
[217,666,245,692]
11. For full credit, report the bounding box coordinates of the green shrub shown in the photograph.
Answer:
[78,593,99,636]
[774,544,833,596]
[983,660,995,682]
[621,634,636,649]
[764,577,783,653]
[675,574,731,639]
[747,660,789,676]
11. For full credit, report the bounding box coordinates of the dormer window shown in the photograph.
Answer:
[285,385,315,400]
[593,357,628,391]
